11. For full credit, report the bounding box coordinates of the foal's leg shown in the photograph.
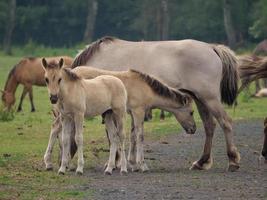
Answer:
[44,116,62,170]
[131,109,148,172]
[58,115,72,175]
[128,112,137,168]
[160,110,165,121]
[17,86,28,112]
[190,100,216,170]
[104,114,119,174]
[74,113,84,175]
[207,98,240,171]
[112,111,127,174]
[28,85,35,112]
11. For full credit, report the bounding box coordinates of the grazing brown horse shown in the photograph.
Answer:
[1,56,73,112]
[252,40,267,93]
[71,36,241,171]
[238,55,267,161]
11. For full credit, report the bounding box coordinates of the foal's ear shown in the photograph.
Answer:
[0,89,6,94]
[182,94,191,106]
[42,58,48,69]
[59,58,64,69]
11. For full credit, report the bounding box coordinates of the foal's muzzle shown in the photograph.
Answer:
[184,124,196,134]
[50,94,58,104]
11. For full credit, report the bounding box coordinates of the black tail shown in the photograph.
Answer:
[212,45,239,105]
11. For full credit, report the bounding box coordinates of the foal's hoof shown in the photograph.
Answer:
[31,109,36,112]
[120,170,128,175]
[58,171,65,175]
[228,164,240,172]
[46,166,53,171]
[140,163,149,172]
[104,170,112,175]
[76,170,83,175]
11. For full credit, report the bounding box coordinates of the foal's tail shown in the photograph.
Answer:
[237,55,267,93]
[212,44,239,105]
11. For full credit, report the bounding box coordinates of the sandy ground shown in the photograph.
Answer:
[77,119,267,200]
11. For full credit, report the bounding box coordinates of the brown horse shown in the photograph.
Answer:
[252,40,267,93]
[238,55,267,161]
[1,56,73,112]
[71,36,240,172]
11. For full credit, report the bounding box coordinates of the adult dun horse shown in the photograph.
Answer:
[44,66,195,172]
[71,36,240,171]
[1,56,73,112]
[42,58,128,175]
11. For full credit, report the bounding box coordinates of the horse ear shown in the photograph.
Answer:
[42,58,48,69]
[59,58,64,69]
[0,90,5,94]
[182,95,191,105]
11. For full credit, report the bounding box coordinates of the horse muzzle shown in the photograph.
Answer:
[184,124,196,134]
[50,95,58,104]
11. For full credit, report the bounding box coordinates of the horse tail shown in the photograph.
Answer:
[212,44,239,105]
[238,56,267,93]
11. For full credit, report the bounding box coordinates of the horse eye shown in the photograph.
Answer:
[190,111,194,116]
[58,78,62,84]
[45,78,49,84]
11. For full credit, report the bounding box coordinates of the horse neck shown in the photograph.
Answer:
[4,73,18,94]
[151,94,181,112]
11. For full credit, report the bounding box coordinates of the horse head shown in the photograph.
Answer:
[42,58,64,104]
[1,89,15,110]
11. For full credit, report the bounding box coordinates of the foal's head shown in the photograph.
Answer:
[42,58,64,104]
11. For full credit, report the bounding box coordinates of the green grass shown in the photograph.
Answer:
[0,53,267,199]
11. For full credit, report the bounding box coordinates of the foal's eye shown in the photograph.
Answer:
[58,78,62,84]
[45,78,49,84]
[190,111,194,116]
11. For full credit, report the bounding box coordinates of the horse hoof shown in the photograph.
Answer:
[58,171,65,175]
[228,164,240,172]
[140,163,149,172]
[17,108,22,112]
[76,170,83,175]
[104,170,112,175]
[189,162,202,170]
[120,170,128,175]
[31,109,35,112]
[46,166,53,171]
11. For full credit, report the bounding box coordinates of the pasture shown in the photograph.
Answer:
[0,54,267,199]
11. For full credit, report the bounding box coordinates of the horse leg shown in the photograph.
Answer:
[17,86,28,112]
[104,113,119,175]
[74,113,84,175]
[255,80,260,94]
[262,117,267,161]
[132,108,149,172]
[207,98,240,171]
[28,86,35,112]
[128,112,138,170]
[190,100,216,170]
[113,112,127,174]
[44,115,62,170]
[160,110,165,121]
[58,115,72,175]
[144,108,152,121]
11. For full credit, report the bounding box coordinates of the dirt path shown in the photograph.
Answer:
[80,119,267,200]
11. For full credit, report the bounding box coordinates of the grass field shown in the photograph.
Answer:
[0,53,267,199]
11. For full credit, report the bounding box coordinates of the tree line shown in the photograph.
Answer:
[1,0,267,54]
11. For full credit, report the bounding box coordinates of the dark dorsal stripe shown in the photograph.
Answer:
[71,36,115,69]
[130,69,186,104]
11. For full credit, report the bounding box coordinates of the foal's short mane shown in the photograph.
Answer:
[130,69,186,104]
[63,68,80,81]
[71,36,116,68]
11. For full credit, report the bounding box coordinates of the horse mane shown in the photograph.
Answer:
[71,36,116,69]
[238,55,267,93]
[63,68,81,81]
[130,69,187,104]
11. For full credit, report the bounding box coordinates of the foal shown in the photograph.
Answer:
[44,66,195,172]
[42,58,128,175]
